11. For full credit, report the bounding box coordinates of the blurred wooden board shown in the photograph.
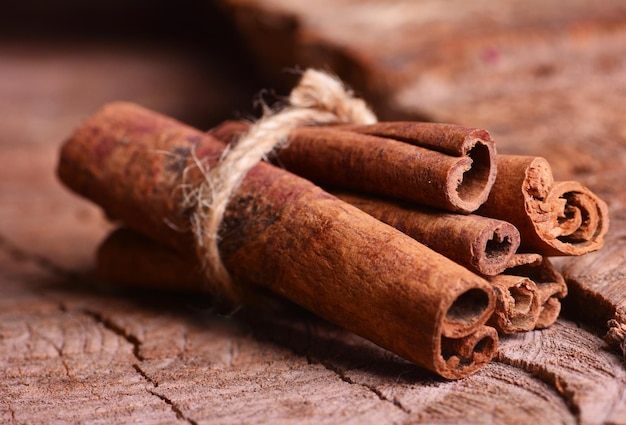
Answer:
[3,2,626,424]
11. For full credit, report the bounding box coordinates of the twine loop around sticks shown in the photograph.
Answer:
[190,69,377,303]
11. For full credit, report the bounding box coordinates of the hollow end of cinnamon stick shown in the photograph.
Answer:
[438,326,498,379]
[446,138,496,214]
[505,258,567,329]
[338,122,498,214]
[441,286,495,339]
[471,220,520,276]
[487,275,541,334]
[534,297,563,330]
[541,181,609,255]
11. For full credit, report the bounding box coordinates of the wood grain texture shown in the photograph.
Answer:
[497,321,626,425]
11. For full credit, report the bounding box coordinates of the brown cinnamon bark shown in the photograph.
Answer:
[97,227,204,293]
[339,122,497,212]
[505,258,567,329]
[487,275,540,334]
[211,120,497,214]
[477,155,609,256]
[504,253,544,269]
[440,326,498,370]
[331,192,520,276]
[57,101,498,379]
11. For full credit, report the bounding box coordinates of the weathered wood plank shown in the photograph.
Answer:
[0,252,188,425]
[0,252,589,425]
[497,321,626,425]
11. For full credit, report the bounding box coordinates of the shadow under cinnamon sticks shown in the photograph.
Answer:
[58,102,497,379]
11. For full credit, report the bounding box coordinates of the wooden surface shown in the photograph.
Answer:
[2,1,626,423]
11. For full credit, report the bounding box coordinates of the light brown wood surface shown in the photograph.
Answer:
[3,1,626,423]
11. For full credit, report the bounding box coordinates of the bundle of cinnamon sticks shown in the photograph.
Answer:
[57,100,608,379]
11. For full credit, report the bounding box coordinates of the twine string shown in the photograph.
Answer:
[190,69,377,302]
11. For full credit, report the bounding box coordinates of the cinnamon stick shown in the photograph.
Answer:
[487,275,540,334]
[477,155,609,256]
[505,258,567,329]
[328,192,541,333]
[331,191,520,276]
[340,121,497,212]
[504,253,544,269]
[97,227,203,293]
[211,120,497,214]
[57,102,498,379]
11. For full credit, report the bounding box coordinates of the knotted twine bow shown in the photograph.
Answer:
[190,69,377,303]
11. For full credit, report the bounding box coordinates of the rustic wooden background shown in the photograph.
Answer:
[2,1,626,423]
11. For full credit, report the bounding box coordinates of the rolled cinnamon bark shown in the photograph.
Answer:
[477,155,609,256]
[331,192,520,276]
[340,122,497,212]
[504,253,544,269]
[487,274,540,334]
[441,326,498,370]
[58,102,497,379]
[97,227,203,292]
[211,120,497,214]
[504,258,567,329]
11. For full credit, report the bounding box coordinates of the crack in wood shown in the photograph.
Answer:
[494,353,580,419]
[319,360,411,415]
[61,358,76,382]
[79,308,198,424]
[81,309,145,362]
[133,364,198,425]
[25,306,79,383]
[296,318,411,415]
